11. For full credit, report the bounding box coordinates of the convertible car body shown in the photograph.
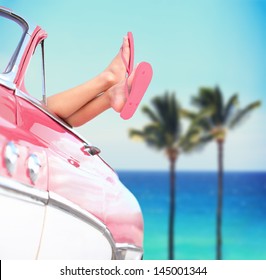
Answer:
[0,6,143,259]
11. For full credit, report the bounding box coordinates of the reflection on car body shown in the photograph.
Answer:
[0,6,143,260]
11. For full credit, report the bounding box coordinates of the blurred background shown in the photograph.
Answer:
[2,0,265,259]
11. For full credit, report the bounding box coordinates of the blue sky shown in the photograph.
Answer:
[2,0,266,171]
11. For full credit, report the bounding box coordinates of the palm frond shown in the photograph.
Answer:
[196,117,213,131]
[152,93,174,123]
[229,101,261,128]
[129,129,145,140]
[168,93,181,137]
[142,106,161,123]
[223,94,239,124]
[189,134,215,153]
[180,122,214,153]
[180,108,198,120]
[192,87,215,109]
[179,125,201,152]
[130,123,167,150]
[129,92,184,152]
[151,92,181,139]
[213,86,224,125]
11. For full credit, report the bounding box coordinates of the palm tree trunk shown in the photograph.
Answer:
[169,157,176,260]
[216,140,224,260]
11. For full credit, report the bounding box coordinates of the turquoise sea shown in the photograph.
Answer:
[117,171,266,260]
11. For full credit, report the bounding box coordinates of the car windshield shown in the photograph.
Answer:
[0,11,26,74]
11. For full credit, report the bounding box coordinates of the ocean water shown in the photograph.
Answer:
[117,171,266,260]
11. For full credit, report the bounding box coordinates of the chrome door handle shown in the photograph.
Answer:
[83,144,101,156]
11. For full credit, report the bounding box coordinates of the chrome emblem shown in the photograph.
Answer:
[4,141,19,175]
[27,154,41,183]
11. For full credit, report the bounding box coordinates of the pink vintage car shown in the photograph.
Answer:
[0,6,143,259]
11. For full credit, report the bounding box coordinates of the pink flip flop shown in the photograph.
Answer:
[120,31,134,77]
[120,62,153,120]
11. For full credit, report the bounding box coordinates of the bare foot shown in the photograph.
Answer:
[103,35,130,86]
[107,67,136,112]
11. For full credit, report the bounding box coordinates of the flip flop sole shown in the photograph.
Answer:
[120,62,153,120]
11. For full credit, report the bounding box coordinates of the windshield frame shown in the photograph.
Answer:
[0,7,35,89]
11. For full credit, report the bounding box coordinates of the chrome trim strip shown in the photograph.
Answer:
[115,243,143,260]
[116,243,143,252]
[41,41,47,105]
[0,77,16,90]
[48,193,144,260]
[0,7,35,35]
[48,192,117,259]
[0,175,48,205]
[1,33,32,81]
[48,192,107,233]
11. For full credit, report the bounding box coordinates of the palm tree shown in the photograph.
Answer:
[129,92,201,260]
[189,86,261,260]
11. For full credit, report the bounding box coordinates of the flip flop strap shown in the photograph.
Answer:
[124,77,130,99]
[120,46,130,77]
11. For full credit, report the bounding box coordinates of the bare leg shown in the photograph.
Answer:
[65,70,135,127]
[47,35,130,119]
[47,73,113,119]
[64,93,110,126]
